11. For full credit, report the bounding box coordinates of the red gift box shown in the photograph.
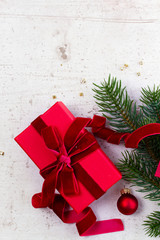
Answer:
[15,102,122,213]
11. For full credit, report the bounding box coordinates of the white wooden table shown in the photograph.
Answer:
[0,1,160,239]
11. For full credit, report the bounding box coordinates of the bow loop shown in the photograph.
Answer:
[68,132,97,157]
[64,117,92,151]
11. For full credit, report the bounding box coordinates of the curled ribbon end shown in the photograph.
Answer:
[32,193,47,208]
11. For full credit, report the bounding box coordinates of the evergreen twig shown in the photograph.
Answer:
[93,75,160,237]
[93,75,144,132]
[117,151,160,202]
[143,211,160,237]
[140,86,160,122]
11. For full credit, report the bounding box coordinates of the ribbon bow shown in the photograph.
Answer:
[31,116,102,208]
[31,115,124,236]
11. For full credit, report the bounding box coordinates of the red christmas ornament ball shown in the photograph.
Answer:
[117,188,138,215]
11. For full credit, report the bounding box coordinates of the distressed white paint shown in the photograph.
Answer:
[0,1,160,239]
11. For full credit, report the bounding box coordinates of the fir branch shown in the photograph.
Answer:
[93,75,143,133]
[140,85,160,122]
[143,136,160,164]
[143,211,160,237]
[117,151,160,202]
[93,76,160,237]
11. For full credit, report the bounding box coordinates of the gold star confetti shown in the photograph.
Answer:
[79,92,84,96]
[137,72,141,76]
[139,61,143,65]
[80,78,86,84]
[120,64,129,71]
[0,151,4,155]
[52,95,57,99]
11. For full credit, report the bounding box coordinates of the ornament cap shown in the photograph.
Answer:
[120,188,131,195]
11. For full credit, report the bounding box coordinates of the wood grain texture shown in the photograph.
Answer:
[0,1,160,239]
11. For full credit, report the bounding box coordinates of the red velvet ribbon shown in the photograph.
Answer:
[31,116,105,206]
[31,115,124,236]
[51,194,123,236]
[92,117,160,178]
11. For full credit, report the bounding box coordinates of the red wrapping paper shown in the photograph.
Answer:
[15,102,122,213]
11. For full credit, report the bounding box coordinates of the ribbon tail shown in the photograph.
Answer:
[60,164,79,195]
[32,166,60,208]
[79,218,124,236]
[51,194,124,236]
[86,115,128,144]
[32,193,45,208]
